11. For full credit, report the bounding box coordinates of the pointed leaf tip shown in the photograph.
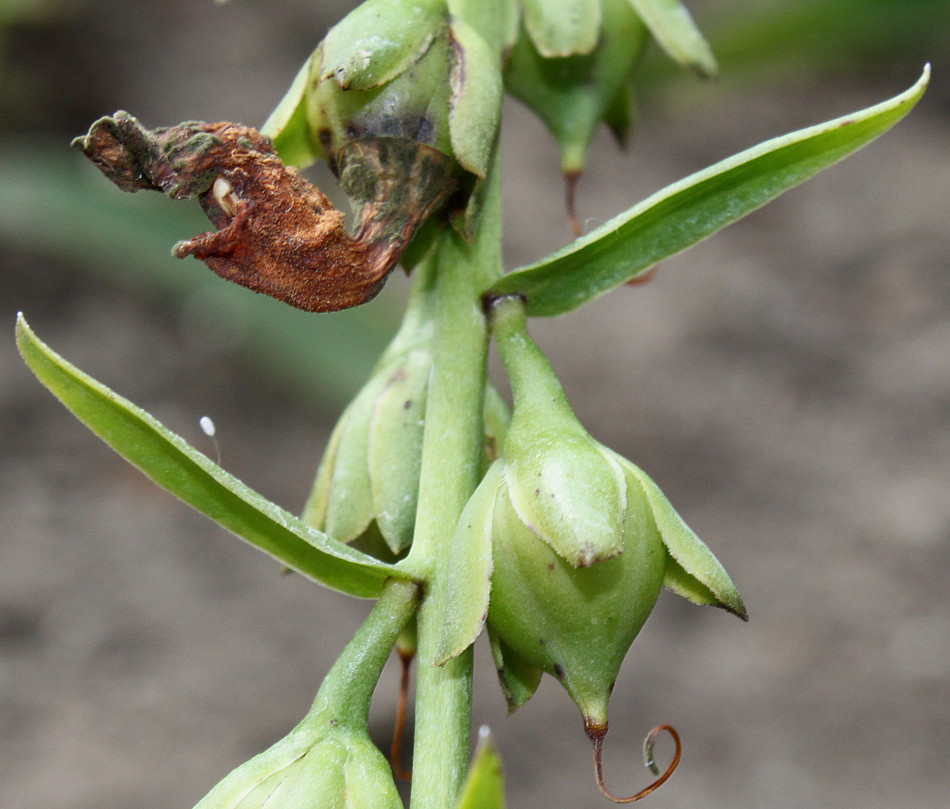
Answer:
[488,66,929,316]
[454,723,506,809]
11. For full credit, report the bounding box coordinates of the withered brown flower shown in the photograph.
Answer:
[73,112,455,312]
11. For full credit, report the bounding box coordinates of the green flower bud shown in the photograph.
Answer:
[506,0,649,176]
[193,579,418,809]
[303,262,511,556]
[193,727,401,809]
[491,294,628,568]
[489,456,666,727]
[438,296,746,725]
[504,0,717,232]
[263,0,503,240]
[302,264,436,556]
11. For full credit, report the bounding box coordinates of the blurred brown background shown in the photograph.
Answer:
[2,2,948,808]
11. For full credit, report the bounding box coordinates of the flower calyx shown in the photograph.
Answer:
[439,295,745,730]
[264,0,503,241]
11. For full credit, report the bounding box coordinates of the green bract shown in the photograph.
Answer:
[438,297,745,725]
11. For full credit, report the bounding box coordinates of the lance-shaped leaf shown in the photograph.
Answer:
[16,314,411,599]
[488,66,929,317]
[627,0,717,77]
[454,727,506,809]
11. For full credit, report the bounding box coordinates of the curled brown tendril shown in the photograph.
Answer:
[586,721,682,803]
[72,112,456,313]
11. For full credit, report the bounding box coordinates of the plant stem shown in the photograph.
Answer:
[305,577,421,730]
[402,162,503,809]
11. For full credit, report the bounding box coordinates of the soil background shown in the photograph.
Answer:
[2,2,948,809]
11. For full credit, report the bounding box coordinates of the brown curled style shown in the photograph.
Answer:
[72,112,458,312]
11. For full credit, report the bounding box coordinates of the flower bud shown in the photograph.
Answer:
[302,268,436,556]
[443,296,747,726]
[505,0,649,177]
[303,267,511,556]
[264,0,503,239]
[490,294,628,568]
[193,727,401,809]
[193,578,418,809]
[489,457,666,727]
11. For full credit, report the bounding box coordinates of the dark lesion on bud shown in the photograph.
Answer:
[72,112,456,312]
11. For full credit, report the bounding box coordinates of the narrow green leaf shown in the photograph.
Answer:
[260,58,321,169]
[488,66,929,317]
[15,314,410,599]
[454,727,506,809]
[435,461,502,664]
[522,0,601,58]
[320,0,445,90]
[627,0,717,77]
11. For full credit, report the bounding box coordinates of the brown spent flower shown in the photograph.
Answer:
[73,112,455,312]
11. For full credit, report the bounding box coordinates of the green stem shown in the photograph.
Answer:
[305,577,420,730]
[402,160,503,809]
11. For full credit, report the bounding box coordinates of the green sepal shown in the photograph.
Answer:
[503,436,627,567]
[487,623,543,713]
[435,460,503,664]
[15,314,409,600]
[504,0,648,173]
[601,79,636,148]
[322,379,378,545]
[481,382,510,473]
[522,0,601,57]
[488,66,930,316]
[259,58,321,169]
[368,347,430,553]
[448,18,503,177]
[454,727,507,809]
[447,0,519,60]
[625,461,747,620]
[627,0,717,77]
[300,404,347,531]
[320,0,446,90]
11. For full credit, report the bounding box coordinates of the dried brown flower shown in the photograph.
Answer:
[73,112,456,312]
